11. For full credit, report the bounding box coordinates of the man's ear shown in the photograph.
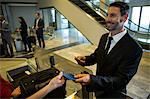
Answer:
[123,13,128,22]
[120,18,123,22]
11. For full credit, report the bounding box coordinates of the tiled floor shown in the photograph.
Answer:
[0,28,150,99]
[44,28,90,50]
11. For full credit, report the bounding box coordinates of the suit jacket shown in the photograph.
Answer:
[34,18,44,34]
[0,20,12,40]
[84,33,143,98]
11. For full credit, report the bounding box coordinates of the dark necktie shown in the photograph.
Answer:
[105,37,113,54]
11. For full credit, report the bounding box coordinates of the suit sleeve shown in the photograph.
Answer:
[83,34,107,66]
[86,48,143,91]
[34,19,36,29]
[84,48,99,66]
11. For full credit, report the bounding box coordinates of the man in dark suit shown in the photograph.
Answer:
[74,1,143,98]
[0,15,14,57]
[34,12,45,48]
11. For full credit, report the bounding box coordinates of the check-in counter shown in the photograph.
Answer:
[28,52,93,99]
[0,52,93,98]
[0,58,36,80]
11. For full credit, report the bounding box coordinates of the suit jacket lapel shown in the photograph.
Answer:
[106,33,129,57]
[101,33,109,57]
[100,33,109,65]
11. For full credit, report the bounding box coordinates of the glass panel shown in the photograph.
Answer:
[60,15,68,29]
[131,7,141,31]
[125,18,129,28]
[86,0,100,12]
[51,8,56,22]
[109,0,115,4]
[90,0,100,6]
[139,6,150,32]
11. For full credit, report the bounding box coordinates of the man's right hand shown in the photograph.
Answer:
[75,56,86,66]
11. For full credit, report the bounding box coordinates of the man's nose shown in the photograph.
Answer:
[106,15,112,22]
[105,16,110,22]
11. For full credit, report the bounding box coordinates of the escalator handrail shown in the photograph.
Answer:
[77,0,106,17]
[84,0,107,17]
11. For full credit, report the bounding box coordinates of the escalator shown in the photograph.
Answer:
[69,0,150,50]
[69,0,106,25]
[38,0,108,46]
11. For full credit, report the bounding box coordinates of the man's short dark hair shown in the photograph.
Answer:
[109,1,129,16]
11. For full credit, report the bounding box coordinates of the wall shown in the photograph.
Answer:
[2,3,38,32]
[129,0,150,7]
[10,6,37,30]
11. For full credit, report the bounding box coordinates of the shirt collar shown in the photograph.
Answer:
[37,18,41,20]
[109,29,127,43]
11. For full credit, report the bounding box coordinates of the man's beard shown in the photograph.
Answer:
[106,21,120,31]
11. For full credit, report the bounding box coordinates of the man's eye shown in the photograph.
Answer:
[107,13,117,17]
[110,14,116,17]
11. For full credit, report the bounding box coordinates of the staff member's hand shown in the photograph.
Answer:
[74,74,91,85]
[75,56,86,66]
[48,72,65,90]
[27,72,65,99]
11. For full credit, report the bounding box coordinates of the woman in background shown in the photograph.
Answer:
[18,17,31,52]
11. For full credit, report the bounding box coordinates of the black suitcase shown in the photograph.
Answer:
[14,38,25,52]
[18,68,66,98]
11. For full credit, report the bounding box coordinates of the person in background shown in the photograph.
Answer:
[18,16,32,52]
[34,12,45,48]
[74,1,143,98]
[0,15,14,57]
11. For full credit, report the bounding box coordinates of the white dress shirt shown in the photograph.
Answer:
[35,18,40,30]
[107,29,127,54]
